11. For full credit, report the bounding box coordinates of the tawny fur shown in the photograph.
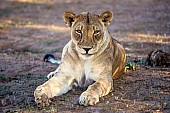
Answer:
[34,11,126,106]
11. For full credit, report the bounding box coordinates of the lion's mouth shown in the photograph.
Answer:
[81,53,93,56]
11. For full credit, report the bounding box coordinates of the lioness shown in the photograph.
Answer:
[34,11,126,106]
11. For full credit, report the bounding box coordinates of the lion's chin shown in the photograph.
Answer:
[80,53,94,59]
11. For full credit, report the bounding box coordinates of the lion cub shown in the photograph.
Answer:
[34,11,126,106]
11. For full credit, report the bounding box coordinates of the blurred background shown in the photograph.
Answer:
[0,0,170,54]
[0,0,170,112]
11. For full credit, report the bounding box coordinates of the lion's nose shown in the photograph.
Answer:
[83,47,92,54]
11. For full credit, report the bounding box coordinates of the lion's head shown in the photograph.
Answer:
[63,11,113,56]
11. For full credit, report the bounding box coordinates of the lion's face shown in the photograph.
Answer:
[71,14,104,55]
[63,11,113,56]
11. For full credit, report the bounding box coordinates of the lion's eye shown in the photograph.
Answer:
[94,30,100,35]
[75,30,82,34]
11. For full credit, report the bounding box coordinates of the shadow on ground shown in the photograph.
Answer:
[0,0,170,112]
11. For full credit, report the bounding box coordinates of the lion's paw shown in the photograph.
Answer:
[34,86,51,107]
[78,91,99,106]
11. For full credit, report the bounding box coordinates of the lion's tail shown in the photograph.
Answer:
[43,54,61,65]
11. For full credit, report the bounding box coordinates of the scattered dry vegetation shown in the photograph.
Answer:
[0,0,170,112]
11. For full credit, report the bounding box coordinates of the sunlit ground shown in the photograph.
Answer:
[7,0,55,4]
[23,24,69,32]
[0,0,170,112]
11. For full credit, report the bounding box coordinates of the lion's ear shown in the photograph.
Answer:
[63,11,76,27]
[99,11,113,26]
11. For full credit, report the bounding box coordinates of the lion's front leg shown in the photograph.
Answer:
[78,77,113,106]
[47,67,59,79]
[34,74,74,106]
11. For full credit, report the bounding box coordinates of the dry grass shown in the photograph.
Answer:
[0,0,170,112]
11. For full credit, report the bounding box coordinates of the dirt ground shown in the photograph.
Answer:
[0,0,170,112]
